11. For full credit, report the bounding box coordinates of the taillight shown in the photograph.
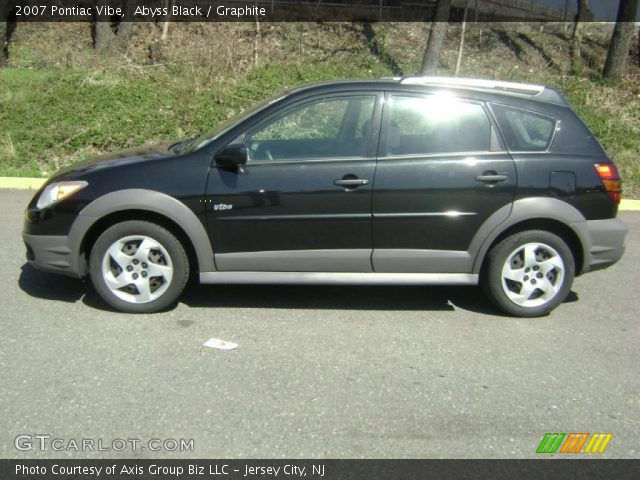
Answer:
[594,163,622,204]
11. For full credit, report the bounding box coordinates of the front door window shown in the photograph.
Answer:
[246,95,376,162]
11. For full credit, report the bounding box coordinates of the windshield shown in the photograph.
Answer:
[176,92,288,154]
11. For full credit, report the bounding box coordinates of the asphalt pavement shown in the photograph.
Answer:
[0,189,638,459]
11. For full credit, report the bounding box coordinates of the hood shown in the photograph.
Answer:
[54,142,179,178]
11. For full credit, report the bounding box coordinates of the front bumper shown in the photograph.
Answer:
[584,217,627,273]
[22,233,86,278]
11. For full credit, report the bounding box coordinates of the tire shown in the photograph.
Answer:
[482,230,575,317]
[89,221,189,313]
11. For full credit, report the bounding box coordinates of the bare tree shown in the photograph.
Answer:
[93,0,114,52]
[253,19,261,67]
[570,0,589,74]
[603,0,640,81]
[113,0,134,49]
[420,0,452,75]
[93,22,114,53]
[161,0,173,42]
[0,2,7,67]
[93,0,134,52]
[454,0,470,77]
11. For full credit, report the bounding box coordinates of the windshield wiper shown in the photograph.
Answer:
[169,135,199,154]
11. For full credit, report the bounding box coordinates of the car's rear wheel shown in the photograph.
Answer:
[483,230,575,317]
[89,221,189,313]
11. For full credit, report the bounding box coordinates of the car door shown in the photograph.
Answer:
[372,92,517,273]
[206,92,382,272]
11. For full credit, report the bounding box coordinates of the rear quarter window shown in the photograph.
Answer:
[491,104,556,152]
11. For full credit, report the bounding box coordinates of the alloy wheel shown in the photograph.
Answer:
[101,235,174,304]
[500,242,565,308]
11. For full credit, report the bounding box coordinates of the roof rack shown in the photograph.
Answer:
[398,76,567,105]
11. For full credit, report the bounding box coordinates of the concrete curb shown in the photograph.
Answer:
[1,176,639,211]
[621,199,640,211]
[0,177,47,190]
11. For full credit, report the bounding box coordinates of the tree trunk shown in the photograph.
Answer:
[113,0,134,50]
[161,0,173,42]
[570,0,589,74]
[420,0,452,75]
[253,19,261,67]
[1,2,8,67]
[94,22,114,52]
[93,0,114,53]
[603,0,640,81]
[454,1,469,77]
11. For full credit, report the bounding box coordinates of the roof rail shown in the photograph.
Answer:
[398,76,567,105]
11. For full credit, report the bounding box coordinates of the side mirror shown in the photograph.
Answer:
[215,143,248,167]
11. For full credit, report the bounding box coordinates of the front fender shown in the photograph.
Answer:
[69,189,215,274]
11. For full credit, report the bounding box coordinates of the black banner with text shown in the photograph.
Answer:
[2,0,631,23]
[2,459,640,480]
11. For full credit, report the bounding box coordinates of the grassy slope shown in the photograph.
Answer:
[0,22,638,195]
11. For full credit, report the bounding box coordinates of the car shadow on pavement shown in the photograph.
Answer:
[180,283,504,316]
[19,264,87,303]
[180,284,578,317]
[186,284,579,313]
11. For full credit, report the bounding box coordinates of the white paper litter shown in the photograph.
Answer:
[202,337,238,351]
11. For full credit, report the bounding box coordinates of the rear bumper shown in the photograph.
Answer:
[22,233,85,278]
[583,217,627,273]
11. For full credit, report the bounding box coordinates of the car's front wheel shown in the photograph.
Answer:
[483,230,575,317]
[89,221,189,313]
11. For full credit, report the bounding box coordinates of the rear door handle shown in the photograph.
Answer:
[475,174,508,183]
[334,179,369,187]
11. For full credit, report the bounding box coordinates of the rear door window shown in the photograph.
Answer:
[384,94,492,156]
[490,104,556,151]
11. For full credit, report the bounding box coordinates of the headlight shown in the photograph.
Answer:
[36,181,88,210]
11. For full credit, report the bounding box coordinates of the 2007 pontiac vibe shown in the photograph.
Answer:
[23,77,627,316]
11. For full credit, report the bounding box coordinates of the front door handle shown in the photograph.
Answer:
[334,178,369,187]
[476,174,508,183]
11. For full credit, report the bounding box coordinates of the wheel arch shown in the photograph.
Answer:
[69,189,215,276]
[81,210,201,277]
[478,218,584,277]
[471,197,590,276]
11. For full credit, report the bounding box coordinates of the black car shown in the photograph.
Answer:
[23,77,627,316]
